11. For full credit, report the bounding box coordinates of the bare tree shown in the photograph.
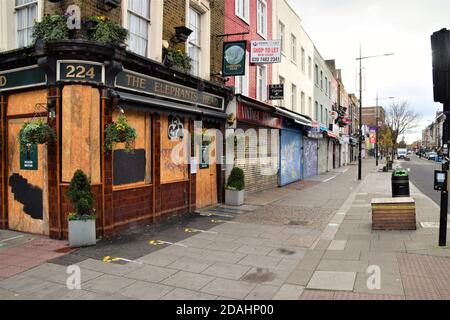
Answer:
[384,100,420,156]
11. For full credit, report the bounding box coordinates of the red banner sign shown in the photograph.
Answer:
[237,104,282,128]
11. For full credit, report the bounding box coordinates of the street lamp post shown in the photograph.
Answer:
[356,48,394,180]
[375,94,395,166]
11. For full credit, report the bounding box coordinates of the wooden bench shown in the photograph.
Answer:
[371,197,416,230]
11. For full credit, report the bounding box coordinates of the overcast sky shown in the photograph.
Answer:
[287,0,450,143]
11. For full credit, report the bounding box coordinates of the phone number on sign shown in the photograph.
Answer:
[251,57,281,63]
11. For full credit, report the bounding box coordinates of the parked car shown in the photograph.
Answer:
[427,152,438,160]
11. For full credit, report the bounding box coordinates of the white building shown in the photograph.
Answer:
[272,0,314,118]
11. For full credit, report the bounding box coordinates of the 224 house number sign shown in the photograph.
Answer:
[57,60,104,83]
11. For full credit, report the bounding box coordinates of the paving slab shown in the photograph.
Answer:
[272,284,304,300]
[121,281,175,300]
[83,274,136,295]
[200,278,256,299]
[238,255,281,269]
[307,271,356,291]
[353,271,404,296]
[235,245,273,256]
[123,264,178,282]
[161,287,217,300]
[322,250,361,261]
[202,262,251,280]
[245,284,279,300]
[317,259,368,273]
[77,258,142,276]
[138,252,180,267]
[327,240,347,251]
[162,271,215,291]
[167,256,214,273]
[285,269,314,286]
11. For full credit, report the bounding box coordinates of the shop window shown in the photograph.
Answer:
[160,115,189,184]
[62,86,101,184]
[112,109,152,188]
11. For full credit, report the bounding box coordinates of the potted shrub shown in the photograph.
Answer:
[104,115,137,153]
[225,167,245,206]
[19,119,56,152]
[87,15,128,45]
[67,170,96,247]
[32,13,70,43]
[163,47,192,73]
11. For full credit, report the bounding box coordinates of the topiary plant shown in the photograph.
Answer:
[67,170,95,220]
[226,167,245,191]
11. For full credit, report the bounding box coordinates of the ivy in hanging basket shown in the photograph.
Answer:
[104,115,137,153]
[19,119,56,151]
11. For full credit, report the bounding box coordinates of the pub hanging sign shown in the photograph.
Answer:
[222,41,247,77]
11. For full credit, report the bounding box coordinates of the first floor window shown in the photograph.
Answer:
[15,0,38,48]
[308,97,312,117]
[127,0,151,56]
[301,92,306,114]
[291,84,297,111]
[315,101,319,121]
[257,0,267,37]
[235,0,249,22]
[188,7,202,77]
[257,65,267,102]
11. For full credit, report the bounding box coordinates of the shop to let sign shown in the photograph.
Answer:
[250,40,281,64]
[20,144,38,171]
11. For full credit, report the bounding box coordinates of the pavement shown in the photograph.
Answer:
[0,159,449,300]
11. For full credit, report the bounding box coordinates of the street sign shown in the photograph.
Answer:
[250,40,281,64]
[268,84,284,100]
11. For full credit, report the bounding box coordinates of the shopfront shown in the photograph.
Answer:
[0,41,231,239]
[230,95,281,194]
[303,128,321,179]
[318,124,329,174]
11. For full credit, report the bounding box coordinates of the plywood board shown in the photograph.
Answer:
[160,115,189,184]
[7,117,49,235]
[195,130,218,209]
[62,85,101,184]
[7,90,47,117]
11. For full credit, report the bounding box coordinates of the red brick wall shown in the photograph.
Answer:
[224,0,273,102]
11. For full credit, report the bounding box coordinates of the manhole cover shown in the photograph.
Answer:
[241,268,276,283]
[288,220,310,226]
[276,248,295,255]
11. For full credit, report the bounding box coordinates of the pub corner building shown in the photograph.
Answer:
[0,39,234,240]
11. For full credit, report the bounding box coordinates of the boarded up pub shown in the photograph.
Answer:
[0,40,232,239]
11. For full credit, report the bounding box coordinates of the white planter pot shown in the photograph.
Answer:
[225,189,245,206]
[68,219,96,248]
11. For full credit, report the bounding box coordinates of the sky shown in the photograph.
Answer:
[287,0,450,144]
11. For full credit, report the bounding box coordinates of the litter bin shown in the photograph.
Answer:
[392,169,410,197]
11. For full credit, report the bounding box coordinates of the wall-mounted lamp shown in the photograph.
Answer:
[171,26,193,43]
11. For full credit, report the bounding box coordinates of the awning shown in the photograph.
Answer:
[118,91,227,119]
[275,107,313,127]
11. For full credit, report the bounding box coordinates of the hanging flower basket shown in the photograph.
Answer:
[19,120,56,151]
[104,115,137,153]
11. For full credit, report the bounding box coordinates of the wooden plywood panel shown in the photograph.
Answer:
[7,118,48,235]
[112,109,151,188]
[62,85,101,184]
[196,130,217,209]
[160,115,188,184]
[7,90,47,117]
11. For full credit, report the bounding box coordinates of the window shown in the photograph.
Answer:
[325,77,328,95]
[320,105,323,123]
[308,97,312,116]
[301,47,306,72]
[315,64,319,86]
[320,70,323,91]
[188,7,201,77]
[235,52,249,96]
[308,57,312,79]
[315,101,319,121]
[329,81,332,99]
[291,34,297,63]
[291,84,297,111]
[15,0,38,48]
[127,0,151,56]
[278,21,285,54]
[301,91,306,114]
[257,0,267,37]
[278,76,285,106]
[325,108,329,125]
[256,65,267,102]
[235,0,249,23]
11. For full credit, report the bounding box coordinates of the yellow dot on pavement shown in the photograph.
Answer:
[103,256,112,263]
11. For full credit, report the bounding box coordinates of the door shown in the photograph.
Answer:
[7,117,49,235]
[280,129,302,186]
[195,130,218,208]
[303,137,318,178]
